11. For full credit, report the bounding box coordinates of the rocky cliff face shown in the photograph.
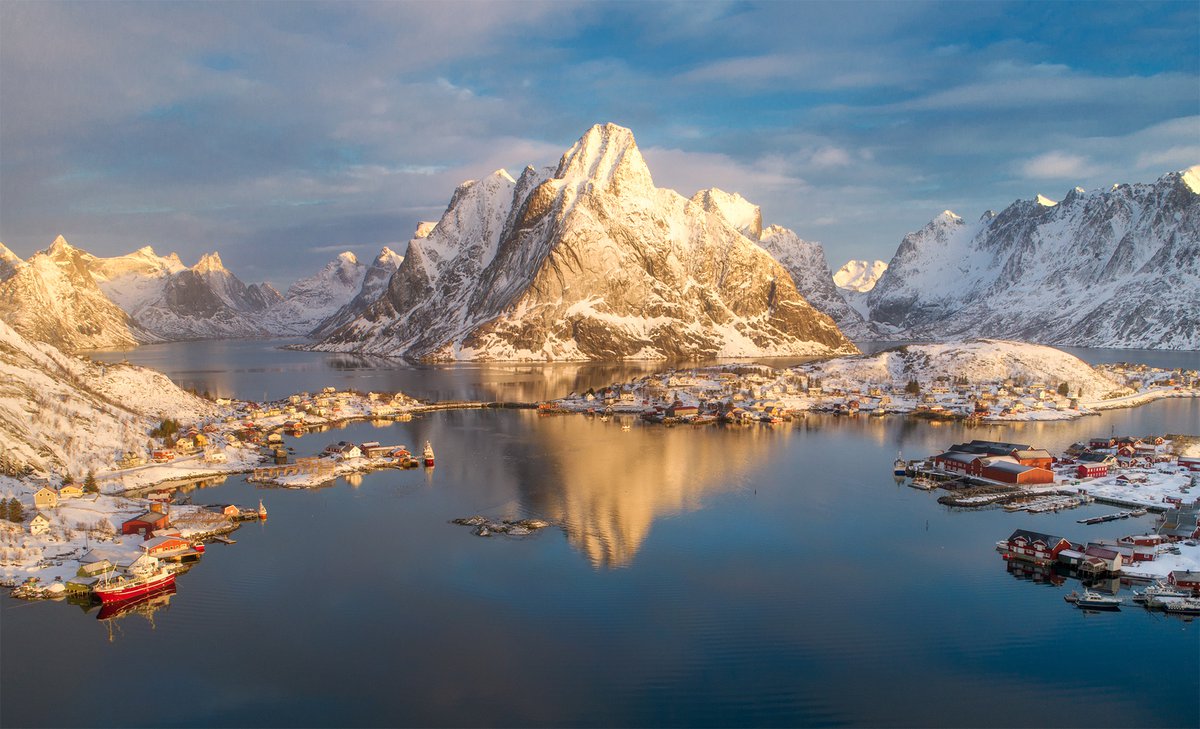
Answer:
[867,168,1200,349]
[265,251,366,335]
[315,123,857,361]
[0,242,24,281]
[754,226,876,340]
[0,236,141,350]
[310,247,403,338]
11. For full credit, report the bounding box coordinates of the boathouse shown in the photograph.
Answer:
[1011,449,1053,469]
[1081,544,1123,574]
[139,535,192,557]
[121,510,171,538]
[1167,570,1200,593]
[1076,463,1108,478]
[981,460,1055,485]
[1005,529,1070,564]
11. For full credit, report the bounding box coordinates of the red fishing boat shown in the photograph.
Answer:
[94,568,176,604]
[423,441,435,467]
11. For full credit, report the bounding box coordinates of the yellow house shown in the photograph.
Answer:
[58,484,84,499]
[29,512,51,535]
[33,487,58,510]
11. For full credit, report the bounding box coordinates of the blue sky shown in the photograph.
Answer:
[1,0,1196,287]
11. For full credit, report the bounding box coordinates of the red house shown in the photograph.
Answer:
[1004,529,1071,565]
[1167,570,1200,593]
[1077,463,1108,478]
[121,510,171,539]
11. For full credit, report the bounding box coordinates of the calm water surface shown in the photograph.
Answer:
[4,343,1198,727]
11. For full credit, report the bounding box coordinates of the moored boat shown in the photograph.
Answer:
[1074,590,1123,610]
[94,568,177,604]
[1163,597,1200,615]
[893,452,906,476]
[423,441,435,467]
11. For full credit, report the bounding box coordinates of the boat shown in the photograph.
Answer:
[1132,581,1191,605]
[893,452,906,476]
[94,567,177,605]
[1163,597,1200,616]
[1073,590,1123,610]
[907,477,938,491]
[257,499,268,519]
[423,441,435,467]
[1063,590,1080,603]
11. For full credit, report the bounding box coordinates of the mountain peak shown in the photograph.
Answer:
[1182,165,1200,195]
[194,251,226,273]
[336,251,358,266]
[1035,194,1058,207]
[47,235,75,257]
[935,210,962,224]
[554,122,654,194]
[833,260,889,292]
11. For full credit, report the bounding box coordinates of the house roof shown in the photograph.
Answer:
[1012,449,1052,460]
[1008,529,1066,546]
[1170,570,1200,581]
[986,461,1041,475]
[1083,544,1120,560]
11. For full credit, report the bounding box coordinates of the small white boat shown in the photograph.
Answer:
[1074,590,1123,610]
[893,452,906,476]
[1132,581,1191,606]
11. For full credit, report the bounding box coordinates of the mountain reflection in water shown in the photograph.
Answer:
[520,415,792,567]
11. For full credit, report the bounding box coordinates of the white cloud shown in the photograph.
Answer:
[1021,152,1094,179]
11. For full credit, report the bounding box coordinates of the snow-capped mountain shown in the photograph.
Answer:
[0,318,216,477]
[0,236,141,350]
[833,260,888,292]
[310,246,404,338]
[265,251,367,335]
[754,226,876,340]
[867,167,1200,349]
[101,251,283,341]
[313,123,857,361]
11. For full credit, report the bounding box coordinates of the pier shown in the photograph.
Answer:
[249,456,336,482]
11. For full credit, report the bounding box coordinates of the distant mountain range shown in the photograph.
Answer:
[1,129,1194,356]
[867,167,1199,349]
[0,237,401,349]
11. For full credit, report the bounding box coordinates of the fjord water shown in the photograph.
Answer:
[3,343,1198,727]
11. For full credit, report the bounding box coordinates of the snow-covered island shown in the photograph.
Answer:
[552,340,1199,424]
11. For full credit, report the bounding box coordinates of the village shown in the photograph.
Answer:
[0,385,442,604]
[898,434,1200,612]
[551,358,1200,424]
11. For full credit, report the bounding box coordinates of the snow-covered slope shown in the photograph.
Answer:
[0,236,141,350]
[265,251,366,335]
[0,319,217,477]
[755,226,876,340]
[833,260,888,292]
[867,168,1200,349]
[314,123,857,361]
[88,246,187,321]
[802,339,1130,400]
